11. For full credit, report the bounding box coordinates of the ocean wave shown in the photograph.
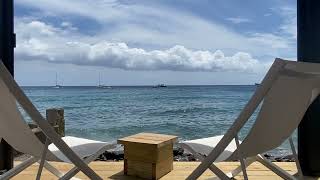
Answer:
[148,106,237,116]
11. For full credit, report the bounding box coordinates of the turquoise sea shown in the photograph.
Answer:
[21,85,296,156]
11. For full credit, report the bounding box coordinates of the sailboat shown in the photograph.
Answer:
[153,84,167,88]
[53,72,62,89]
[97,73,111,89]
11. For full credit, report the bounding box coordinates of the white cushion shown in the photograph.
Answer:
[180,135,239,162]
[48,136,113,163]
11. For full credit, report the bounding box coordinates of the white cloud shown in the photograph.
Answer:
[15,19,266,73]
[245,6,297,57]
[27,21,57,36]
[13,1,299,76]
[15,0,125,22]
[264,13,272,17]
[61,22,78,31]
[14,1,298,85]
[249,33,291,49]
[60,42,262,72]
[278,7,297,39]
[15,0,294,58]
[226,17,251,24]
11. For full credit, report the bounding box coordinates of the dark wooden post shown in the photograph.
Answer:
[46,108,65,137]
[30,108,65,144]
[297,0,320,176]
[0,0,15,172]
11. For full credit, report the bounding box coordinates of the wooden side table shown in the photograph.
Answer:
[118,133,178,180]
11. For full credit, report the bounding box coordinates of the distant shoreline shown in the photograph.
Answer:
[21,84,257,87]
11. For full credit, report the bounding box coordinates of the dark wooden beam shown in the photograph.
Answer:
[297,0,320,176]
[0,0,15,172]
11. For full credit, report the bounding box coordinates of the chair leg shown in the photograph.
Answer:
[43,161,81,180]
[226,156,255,178]
[0,157,38,180]
[181,143,255,179]
[181,144,233,180]
[256,154,296,180]
[289,137,303,179]
[60,144,116,180]
[207,165,231,180]
[36,138,50,180]
[235,135,248,180]
[43,161,64,178]
[200,157,257,180]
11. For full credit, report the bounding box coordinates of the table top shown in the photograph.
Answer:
[118,132,178,148]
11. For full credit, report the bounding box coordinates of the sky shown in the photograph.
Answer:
[13,0,297,86]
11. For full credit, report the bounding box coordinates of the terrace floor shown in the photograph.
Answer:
[10,161,303,180]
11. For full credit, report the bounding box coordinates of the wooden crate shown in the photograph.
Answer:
[118,133,178,180]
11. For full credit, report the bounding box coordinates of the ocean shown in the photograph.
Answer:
[21,85,296,156]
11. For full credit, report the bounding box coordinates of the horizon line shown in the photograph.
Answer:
[21,84,257,87]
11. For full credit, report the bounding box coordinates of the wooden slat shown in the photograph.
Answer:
[124,143,158,162]
[10,161,301,180]
[124,143,173,163]
[155,158,173,179]
[118,133,178,148]
[126,160,153,179]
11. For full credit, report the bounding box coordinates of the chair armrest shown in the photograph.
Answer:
[30,125,59,144]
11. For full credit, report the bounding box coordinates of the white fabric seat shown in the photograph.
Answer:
[48,136,113,163]
[180,135,238,162]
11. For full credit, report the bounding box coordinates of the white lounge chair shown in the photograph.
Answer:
[0,61,116,180]
[184,58,320,180]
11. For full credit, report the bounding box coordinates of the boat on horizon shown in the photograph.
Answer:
[153,84,167,88]
[255,83,260,86]
[97,73,111,89]
[53,73,62,89]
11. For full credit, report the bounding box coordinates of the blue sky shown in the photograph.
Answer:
[14,0,297,86]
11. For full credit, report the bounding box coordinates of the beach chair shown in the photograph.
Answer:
[0,61,116,180]
[184,58,320,180]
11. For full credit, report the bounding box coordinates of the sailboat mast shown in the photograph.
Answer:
[55,72,58,86]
